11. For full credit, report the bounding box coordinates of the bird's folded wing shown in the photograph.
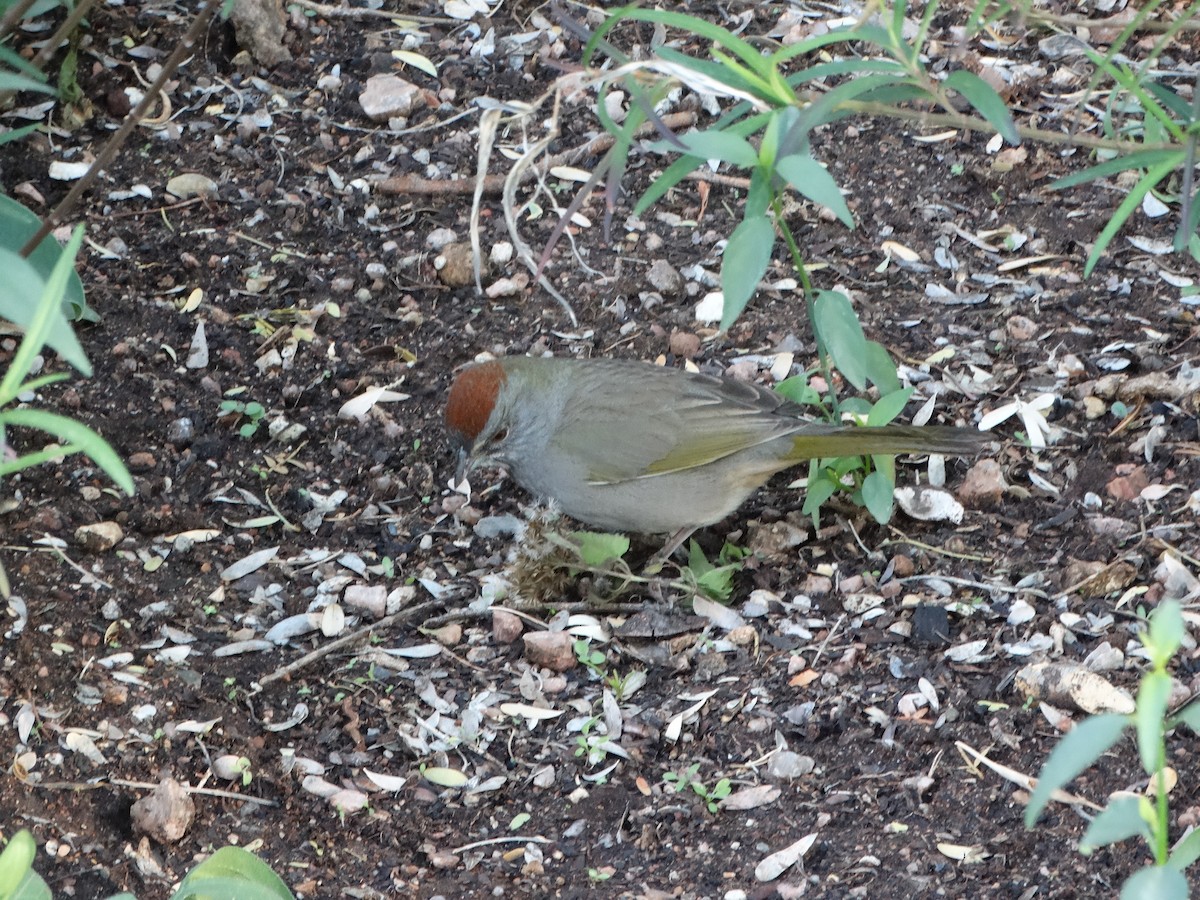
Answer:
[554,372,800,485]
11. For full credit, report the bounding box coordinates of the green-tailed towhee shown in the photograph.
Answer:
[445,355,986,546]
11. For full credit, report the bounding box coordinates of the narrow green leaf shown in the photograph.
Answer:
[1084,159,1180,276]
[1168,826,1200,871]
[745,168,772,220]
[801,470,838,524]
[1134,671,1171,775]
[775,153,853,228]
[771,26,866,64]
[1119,865,1188,900]
[656,46,777,106]
[1025,713,1128,826]
[802,72,912,132]
[0,830,38,895]
[862,341,901,393]
[867,388,914,426]
[665,130,759,168]
[0,73,56,95]
[786,58,906,85]
[813,291,869,390]
[0,228,87,403]
[0,123,40,147]
[1049,149,1182,191]
[1146,599,1183,667]
[0,247,90,374]
[719,216,775,331]
[0,193,92,322]
[861,469,894,523]
[1,408,133,494]
[775,375,822,407]
[943,70,1019,145]
[631,109,769,217]
[1080,796,1151,851]
[598,7,778,83]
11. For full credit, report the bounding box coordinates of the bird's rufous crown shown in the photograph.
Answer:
[445,361,506,441]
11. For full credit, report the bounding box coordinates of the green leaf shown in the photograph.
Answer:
[1083,158,1180,276]
[685,540,740,601]
[0,194,93,322]
[719,216,775,331]
[861,469,894,523]
[0,227,88,403]
[1168,825,1200,871]
[572,531,631,567]
[775,152,853,228]
[943,70,1019,145]
[0,72,56,95]
[812,291,869,390]
[802,468,839,525]
[862,341,901,393]
[867,388,914,426]
[665,130,759,168]
[775,375,822,407]
[1145,599,1183,667]
[1119,865,1188,900]
[1025,713,1128,827]
[1080,795,1152,851]
[173,846,295,900]
[0,830,43,899]
[1048,149,1182,191]
[745,167,772,220]
[1145,82,1191,119]
[1134,671,1171,776]
[0,246,90,374]
[595,6,781,87]
[800,72,913,132]
[632,109,769,215]
[1168,695,1200,734]
[0,123,40,147]
[0,407,133,494]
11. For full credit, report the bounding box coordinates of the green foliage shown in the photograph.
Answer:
[173,845,295,900]
[573,638,607,675]
[1025,600,1198,899]
[0,195,94,324]
[662,763,731,814]
[773,291,913,526]
[577,2,1016,525]
[684,540,745,602]
[0,227,133,495]
[571,531,631,568]
[0,829,49,900]
[0,832,293,900]
[585,2,1015,332]
[219,397,267,439]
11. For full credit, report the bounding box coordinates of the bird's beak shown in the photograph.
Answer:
[453,444,474,494]
[455,446,470,484]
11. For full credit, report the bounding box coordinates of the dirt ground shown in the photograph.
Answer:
[3,1,1199,898]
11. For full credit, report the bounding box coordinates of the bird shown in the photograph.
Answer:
[445,355,986,556]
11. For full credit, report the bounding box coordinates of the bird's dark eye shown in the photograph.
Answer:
[491,427,509,444]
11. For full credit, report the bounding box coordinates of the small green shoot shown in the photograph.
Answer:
[1026,600,1200,899]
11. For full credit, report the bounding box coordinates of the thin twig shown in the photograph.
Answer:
[257,596,457,686]
[20,0,221,256]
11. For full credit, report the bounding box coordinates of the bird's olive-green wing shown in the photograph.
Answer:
[550,365,801,485]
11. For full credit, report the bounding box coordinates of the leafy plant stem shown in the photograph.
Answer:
[771,193,839,421]
[839,100,1179,153]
